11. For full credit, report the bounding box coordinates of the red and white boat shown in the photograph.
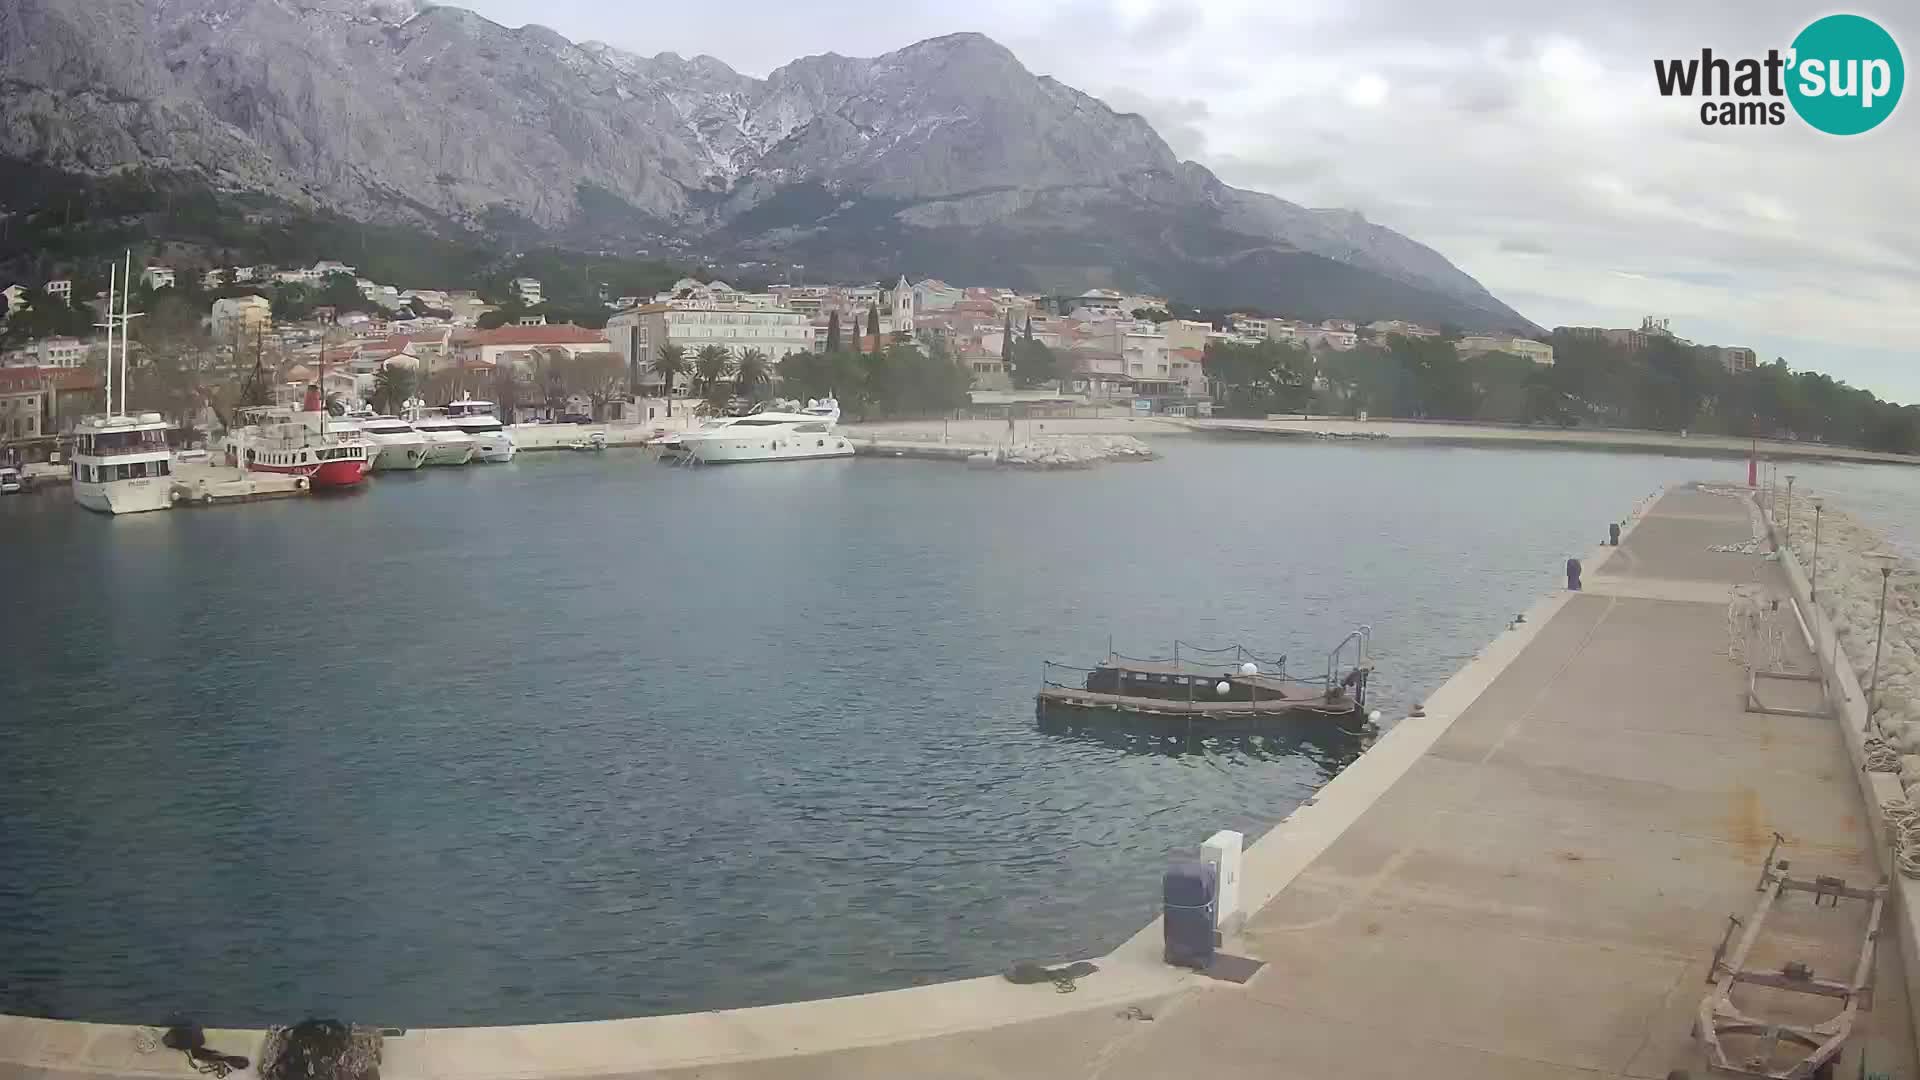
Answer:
[223,388,372,489]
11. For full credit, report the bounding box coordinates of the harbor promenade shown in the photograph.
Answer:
[2,484,1908,1079]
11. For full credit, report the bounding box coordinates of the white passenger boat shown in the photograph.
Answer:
[444,398,516,463]
[71,412,176,514]
[71,251,177,514]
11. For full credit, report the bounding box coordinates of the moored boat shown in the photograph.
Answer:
[1037,630,1373,727]
[350,412,431,471]
[663,398,851,465]
[224,392,372,489]
[444,397,515,463]
[71,412,176,514]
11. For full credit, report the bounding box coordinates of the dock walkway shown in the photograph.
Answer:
[1096,484,1914,1078]
[3,486,1909,1079]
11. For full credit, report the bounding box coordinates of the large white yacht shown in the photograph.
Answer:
[70,253,177,514]
[672,407,853,464]
[402,403,479,466]
[71,412,176,514]
[352,413,431,471]
[443,398,516,463]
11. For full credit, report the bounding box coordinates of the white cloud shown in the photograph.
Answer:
[463,0,1920,401]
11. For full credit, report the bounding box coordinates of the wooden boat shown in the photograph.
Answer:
[1036,630,1372,727]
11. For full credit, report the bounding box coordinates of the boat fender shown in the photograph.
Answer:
[294,476,310,491]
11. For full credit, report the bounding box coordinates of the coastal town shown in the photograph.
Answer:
[0,256,1774,471]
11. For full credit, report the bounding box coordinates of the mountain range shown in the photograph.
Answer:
[0,0,1536,330]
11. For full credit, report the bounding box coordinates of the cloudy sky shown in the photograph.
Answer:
[463,0,1919,402]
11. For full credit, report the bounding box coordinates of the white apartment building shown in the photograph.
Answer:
[1456,335,1554,366]
[606,297,813,378]
[512,277,544,306]
[35,337,86,368]
[141,266,176,290]
[211,296,273,343]
[45,279,71,303]
[202,269,226,289]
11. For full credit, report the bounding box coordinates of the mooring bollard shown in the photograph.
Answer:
[1566,557,1582,591]
[1162,861,1217,969]
[1609,522,1621,546]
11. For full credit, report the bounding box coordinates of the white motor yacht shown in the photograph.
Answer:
[444,398,516,463]
[354,414,431,471]
[71,412,176,514]
[402,405,478,466]
[673,410,854,464]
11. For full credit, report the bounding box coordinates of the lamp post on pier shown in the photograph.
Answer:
[1784,475,1795,552]
[1866,551,1898,731]
[1811,499,1823,602]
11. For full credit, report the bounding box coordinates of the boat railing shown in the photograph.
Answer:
[1041,660,1096,690]
[1325,625,1372,689]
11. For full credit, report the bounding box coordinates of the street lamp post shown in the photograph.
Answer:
[1811,499,1823,602]
[1784,474,1795,551]
[1866,551,1898,731]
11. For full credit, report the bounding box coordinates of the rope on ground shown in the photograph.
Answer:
[1882,798,1920,879]
[1865,734,1902,773]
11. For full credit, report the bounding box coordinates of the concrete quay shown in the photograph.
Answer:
[4,484,1910,1079]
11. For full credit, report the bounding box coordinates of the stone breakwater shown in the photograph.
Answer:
[966,435,1156,470]
[1779,497,1920,763]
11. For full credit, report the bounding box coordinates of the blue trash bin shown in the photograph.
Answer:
[1163,861,1217,969]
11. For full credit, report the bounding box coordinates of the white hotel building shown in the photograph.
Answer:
[605,291,814,385]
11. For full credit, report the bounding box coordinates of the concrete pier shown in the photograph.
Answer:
[4,484,1910,1079]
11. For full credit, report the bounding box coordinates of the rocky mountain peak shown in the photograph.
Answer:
[0,0,1534,329]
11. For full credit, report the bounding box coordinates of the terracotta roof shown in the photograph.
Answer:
[43,367,103,391]
[454,324,608,347]
[0,369,42,394]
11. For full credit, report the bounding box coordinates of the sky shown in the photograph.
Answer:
[460,0,1920,403]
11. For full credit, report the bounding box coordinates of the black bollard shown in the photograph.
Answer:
[1609,522,1621,546]
[1566,557,1582,591]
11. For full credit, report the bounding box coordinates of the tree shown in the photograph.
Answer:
[1001,313,1013,368]
[866,304,880,349]
[693,344,732,395]
[824,310,841,354]
[1009,339,1061,389]
[1023,315,1034,341]
[734,347,770,400]
[650,343,688,415]
[1201,338,1313,416]
[371,364,417,415]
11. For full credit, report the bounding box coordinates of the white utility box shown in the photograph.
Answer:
[1201,829,1244,936]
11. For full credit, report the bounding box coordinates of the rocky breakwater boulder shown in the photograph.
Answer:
[976,435,1156,470]
[1781,498,1920,784]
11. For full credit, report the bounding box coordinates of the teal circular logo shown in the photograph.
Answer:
[1787,14,1904,135]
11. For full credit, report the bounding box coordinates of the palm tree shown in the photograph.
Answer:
[693,344,733,395]
[734,347,770,400]
[371,364,417,415]
[650,343,688,415]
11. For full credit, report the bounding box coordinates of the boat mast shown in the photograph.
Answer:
[120,250,133,416]
[101,262,115,417]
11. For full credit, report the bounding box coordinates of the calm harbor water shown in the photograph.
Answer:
[1,437,1912,1026]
